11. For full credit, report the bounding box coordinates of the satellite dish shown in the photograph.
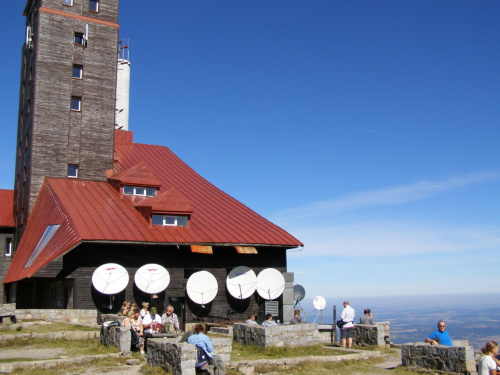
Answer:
[134,264,170,294]
[226,266,257,300]
[186,271,218,305]
[293,284,306,302]
[256,268,285,300]
[313,296,326,311]
[92,263,129,295]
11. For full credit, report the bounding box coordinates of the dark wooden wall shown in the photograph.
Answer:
[19,242,288,328]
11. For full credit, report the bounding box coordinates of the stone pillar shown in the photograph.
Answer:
[282,272,294,323]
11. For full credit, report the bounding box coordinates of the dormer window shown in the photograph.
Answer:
[152,215,188,227]
[123,186,156,197]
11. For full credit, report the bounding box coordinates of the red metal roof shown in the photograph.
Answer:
[4,131,302,283]
[0,190,14,228]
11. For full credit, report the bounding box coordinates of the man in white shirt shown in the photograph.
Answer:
[340,300,355,349]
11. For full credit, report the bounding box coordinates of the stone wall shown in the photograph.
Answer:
[100,325,131,352]
[0,304,98,326]
[146,338,196,375]
[146,334,232,374]
[354,321,390,347]
[233,322,326,348]
[401,342,476,374]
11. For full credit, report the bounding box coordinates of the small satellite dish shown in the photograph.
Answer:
[226,266,257,300]
[293,284,306,302]
[134,264,170,294]
[186,271,218,305]
[92,263,129,295]
[313,296,326,311]
[256,268,285,300]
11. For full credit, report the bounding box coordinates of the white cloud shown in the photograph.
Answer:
[272,171,500,223]
[287,222,500,257]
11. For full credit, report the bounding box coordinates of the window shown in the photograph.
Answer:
[72,65,83,79]
[74,32,84,45]
[123,186,156,197]
[89,0,99,12]
[152,215,189,227]
[25,225,61,268]
[5,238,12,257]
[68,164,78,178]
[71,96,81,111]
[63,0,73,5]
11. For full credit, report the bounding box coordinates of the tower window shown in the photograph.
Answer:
[152,215,189,227]
[71,96,81,111]
[63,0,73,5]
[89,0,99,12]
[72,65,83,79]
[68,165,79,178]
[5,238,12,257]
[74,32,84,45]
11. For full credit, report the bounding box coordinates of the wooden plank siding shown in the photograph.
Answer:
[23,242,287,327]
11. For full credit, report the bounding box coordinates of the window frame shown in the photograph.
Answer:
[74,32,84,46]
[72,65,83,79]
[123,186,157,197]
[5,238,12,257]
[89,0,99,12]
[62,0,74,6]
[70,96,81,111]
[67,164,79,178]
[151,214,189,227]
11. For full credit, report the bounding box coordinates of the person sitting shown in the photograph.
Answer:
[245,313,258,325]
[425,320,452,346]
[478,341,499,375]
[118,301,130,316]
[161,305,180,332]
[359,308,374,325]
[289,309,302,324]
[140,302,149,318]
[261,313,277,327]
[188,324,226,375]
[143,306,162,333]
[123,307,145,355]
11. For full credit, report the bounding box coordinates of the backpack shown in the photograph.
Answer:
[195,345,208,367]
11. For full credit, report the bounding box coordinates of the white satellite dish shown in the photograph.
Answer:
[313,296,326,310]
[226,266,257,299]
[134,264,170,294]
[186,271,218,305]
[256,268,285,300]
[92,263,129,295]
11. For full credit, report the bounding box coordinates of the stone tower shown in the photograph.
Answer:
[14,0,120,238]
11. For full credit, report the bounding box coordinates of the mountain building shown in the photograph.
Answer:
[0,0,302,327]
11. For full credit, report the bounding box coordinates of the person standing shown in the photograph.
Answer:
[340,300,355,349]
[149,294,164,314]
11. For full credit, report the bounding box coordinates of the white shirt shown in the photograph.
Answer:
[478,355,497,375]
[341,305,355,329]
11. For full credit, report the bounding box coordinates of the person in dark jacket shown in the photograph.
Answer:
[289,309,302,324]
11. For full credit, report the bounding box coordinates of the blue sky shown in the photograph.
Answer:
[1,1,500,299]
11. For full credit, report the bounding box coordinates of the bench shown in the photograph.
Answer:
[0,314,16,325]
